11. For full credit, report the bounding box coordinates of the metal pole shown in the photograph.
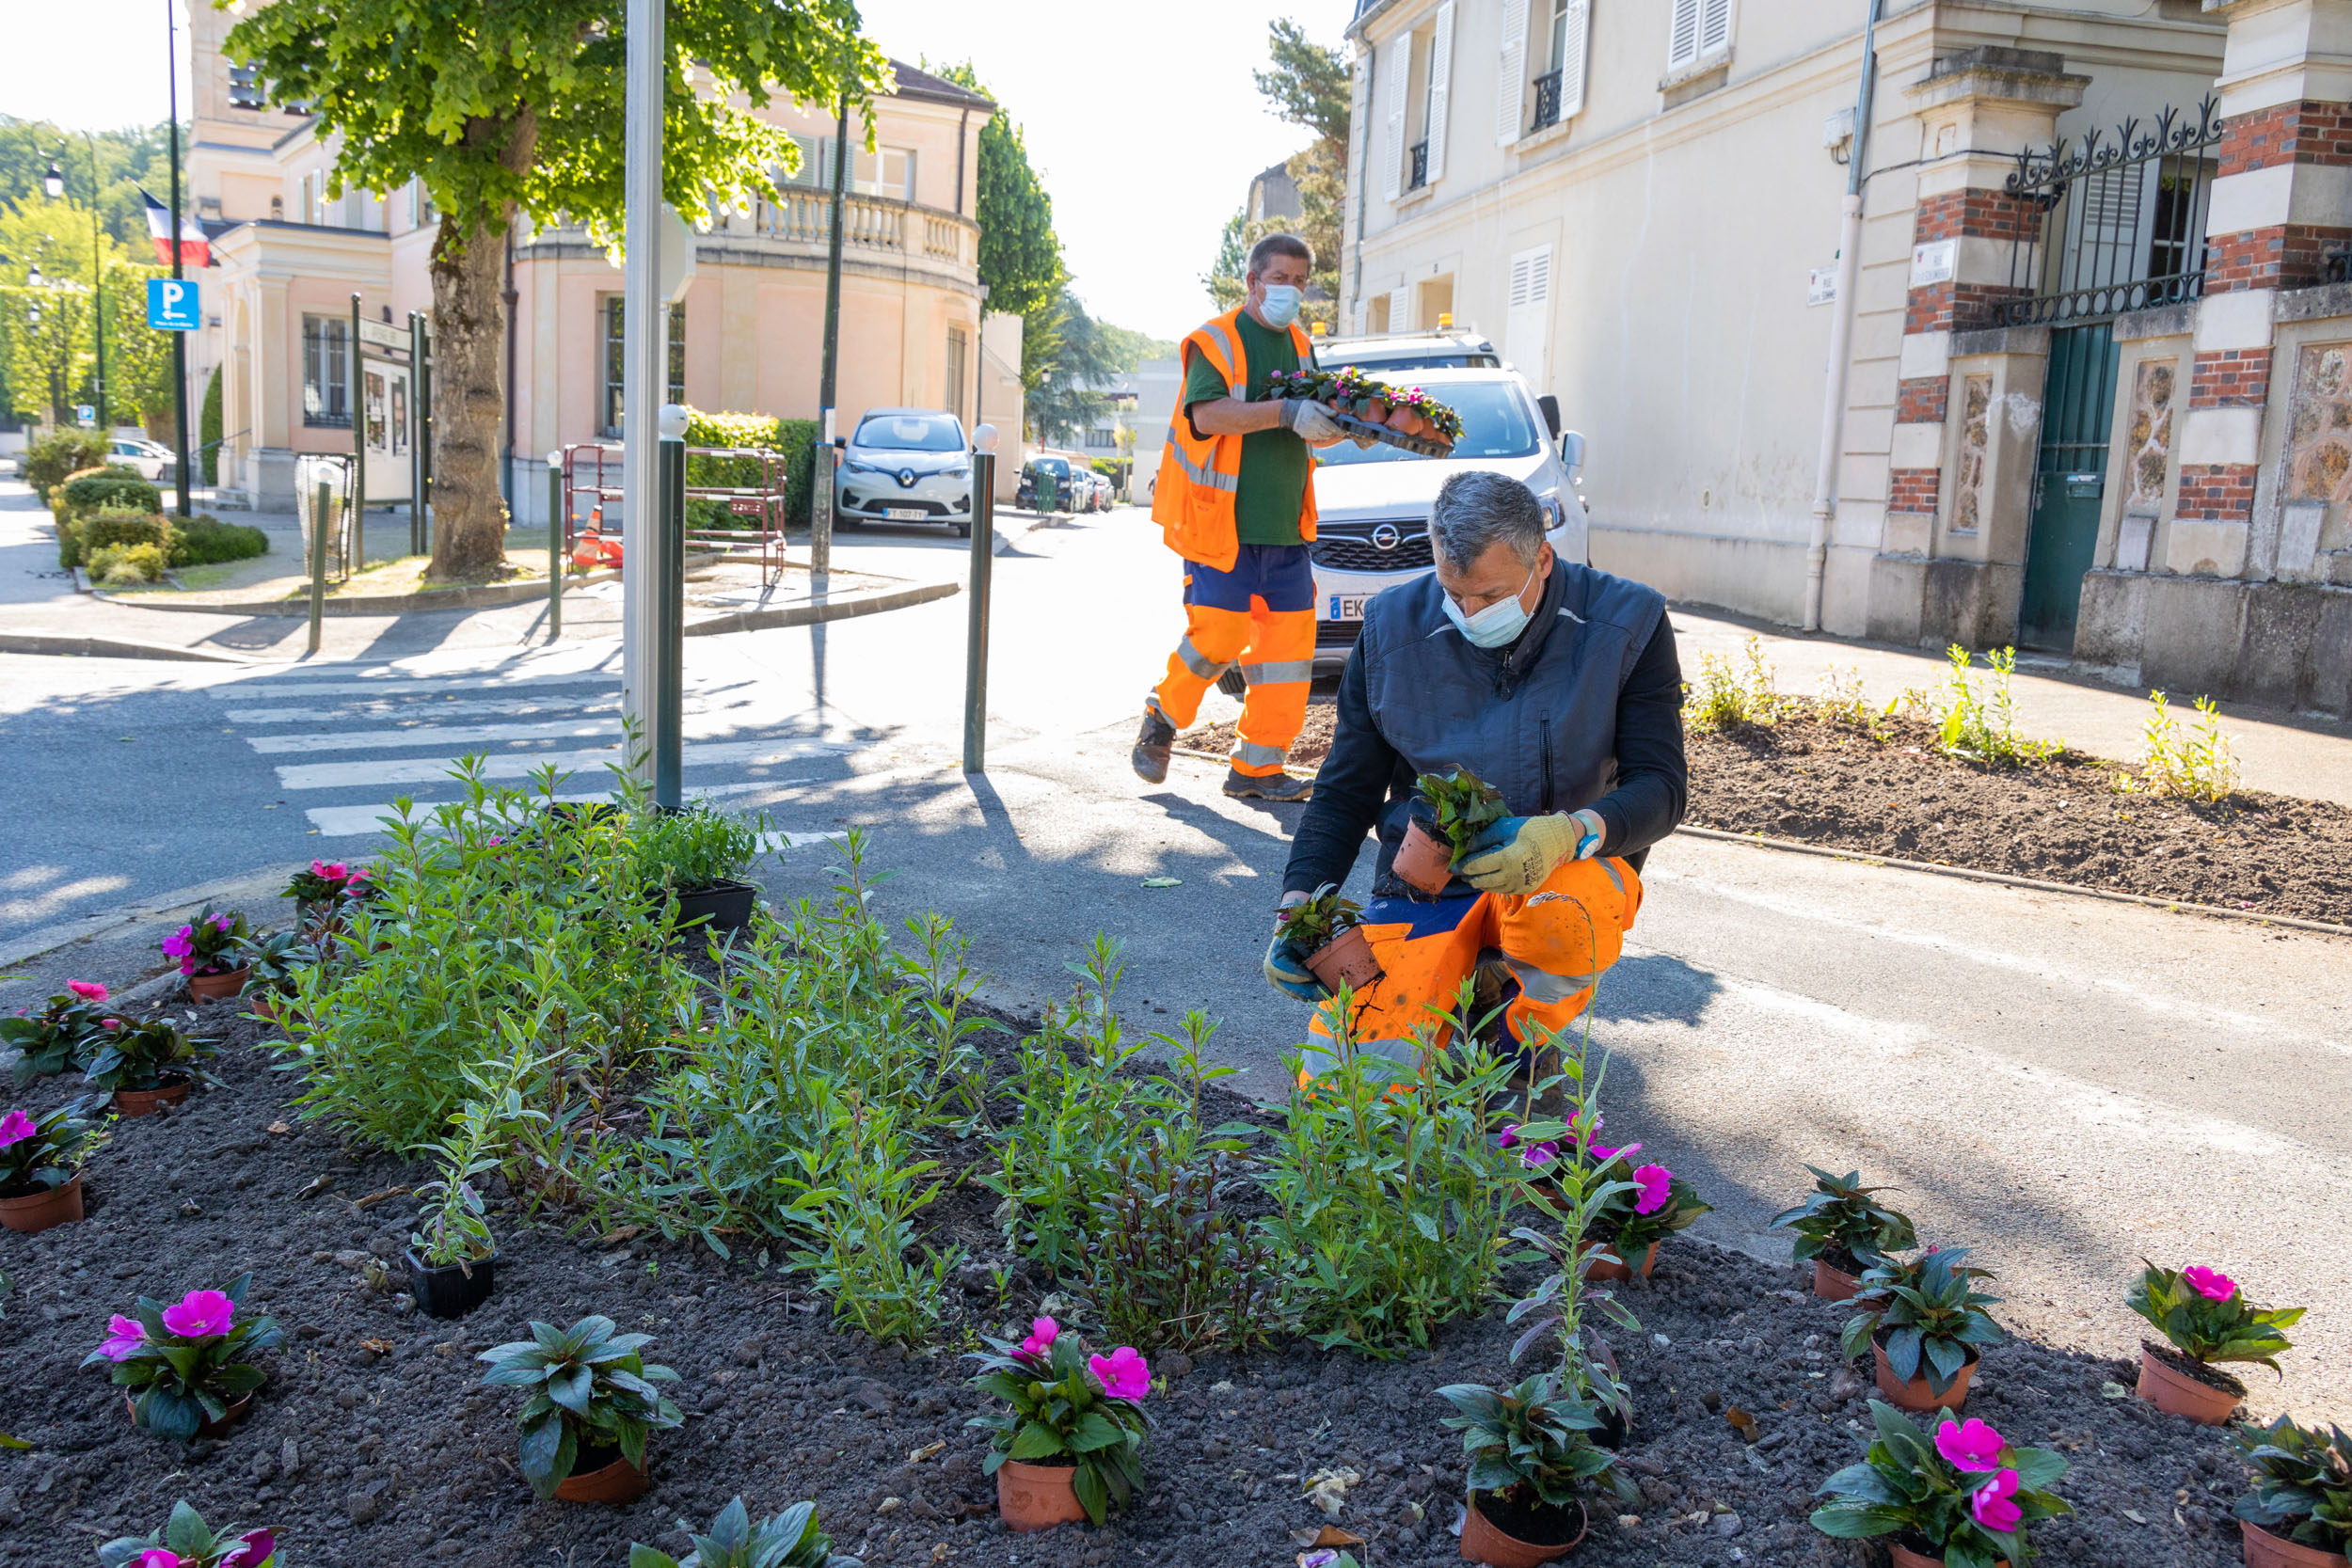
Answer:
[1804,0,1882,633]
[813,90,849,578]
[87,133,106,432]
[308,479,329,655]
[547,452,563,638]
[417,315,432,551]
[962,433,997,773]
[620,0,666,792]
[655,406,686,808]
[348,292,364,560]
[409,311,424,552]
[167,0,190,516]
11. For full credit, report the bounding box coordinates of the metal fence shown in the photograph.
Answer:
[1998,97,2223,327]
[1532,69,1565,133]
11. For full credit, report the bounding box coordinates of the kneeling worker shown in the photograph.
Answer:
[1264,469,1688,1070]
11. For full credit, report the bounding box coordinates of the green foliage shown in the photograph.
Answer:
[19,426,107,499]
[928,62,1065,327]
[81,1017,215,1096]
[1206,19,1352,309]
[1438,1372,1637,1513]
[1027,289,1161,446]
[1935,645,2060,767]
[0,118,188,256]
[0,1096,105,1195]
[233,929,322,1003]
[99,256,177,422]
[1203,210,1248,313]
[1,986,114,1086]
[1276,882,1360,953]
[1811,1401,2071,1568]
[1840,1247,2008,1396]
[81,1273,286,1443]
[2137,689,2239,802]
[630,801,766,895]
[628,1497,857,1568]
[964,1324,1150,1526]
[1413,766,1509,856]
[57,468,158,521]
[96,1498,278,1568]
[79,507,167,553]
[1682,635,1790,733]
[677,405,818,528]
[478,1314,683,1497]
[1088,1130,1277,1355]
[2233,1416,2352,1552]
[168,515,268,568]
[410,1038,546,1268]
[2127,1260,2303,1372]
[87,541,167,585]
[1589,1151,1708,1257]
[199,365,221,485]
[786,1089,960,1347]
[1769,1166,1920,1270]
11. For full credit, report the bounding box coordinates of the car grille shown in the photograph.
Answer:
[1311,527,1433,573]
[1316,620,1362,650]
[844,494,950,516]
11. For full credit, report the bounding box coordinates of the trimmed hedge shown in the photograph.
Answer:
[78,509,170,554]
[169,515,268,567]
[21,429,109,501]
[60,510,269,571]
[59,469,162,521]
[677,406,818,531]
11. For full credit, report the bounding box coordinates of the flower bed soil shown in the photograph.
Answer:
[1,996,2258,1568]
[1180,706,2352,926]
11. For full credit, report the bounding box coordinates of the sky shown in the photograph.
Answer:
[0,0,1338,341]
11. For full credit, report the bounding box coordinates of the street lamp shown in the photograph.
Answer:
[40,139,105,430]
[41,163,64,200]
[25,262,44,290]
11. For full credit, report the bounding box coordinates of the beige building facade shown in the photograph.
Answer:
[1343,0,2352,718]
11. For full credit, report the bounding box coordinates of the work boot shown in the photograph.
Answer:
[1223,767,1313,801]
[1131,706,1177,784]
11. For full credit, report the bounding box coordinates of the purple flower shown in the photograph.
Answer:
[1519,1141,1560,1168]
[1588,1141,1643,1164]
[1497,1124,1521,1148]
[1632,1164,1673,1216]
[67,979,107,1002]
[2183,1265,2237,1302]
[161,927,193,959]
[1934,1416,2007,1473]
[132,1551,183,1568]
[98,1313,147,1361]
[161,1289,235,1338]
[1089,1346,1152,1402]
[218,1528,276,1567]
[0,1108,34,1148]
[1968,1467,2023,1532]
[1019,1316,1057,1359]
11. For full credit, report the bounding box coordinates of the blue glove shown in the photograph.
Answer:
[1263,916,1329,1003]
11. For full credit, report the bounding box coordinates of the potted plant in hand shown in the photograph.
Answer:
[0,1098,106,1233]
[628,1497,861,1567]
[1811,1401,2072,1568]
[3,979,112,1086]
[478,1314,683,1502]
[82,1017,215,1117]
[2233,1416,2352,1568]
[1581,1147,1708,1282]
[965,1315,1151,1530]
[2127,1261,2303,1425]
[232,929,320,1022]
[633,804,769,936]
[1438,1371,1636,1565]
[1279,883,1382,991]
[99,1500,278,1567]
[1397,768,1509,896]
[83,1275,285,1440]
[1771,1165,1921,1301]
[164,905,252,1002]
[1840,1247,2005,1413]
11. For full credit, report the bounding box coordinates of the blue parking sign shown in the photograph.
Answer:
[147,277,200,331]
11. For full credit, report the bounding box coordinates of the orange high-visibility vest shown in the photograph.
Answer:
[1150,308,1320,572]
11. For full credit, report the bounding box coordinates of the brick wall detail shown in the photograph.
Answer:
[1896,376,1949,424]
[2207,224,2352,292]
[1889,467,1942,515]
[2175,463,2257,522]
[1904,282,2033,335]
[2189,348,2272,409]
[2219,100,2352,177]
[1911,188,2041,245]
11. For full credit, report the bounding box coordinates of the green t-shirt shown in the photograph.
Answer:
[1182,311,1312,548]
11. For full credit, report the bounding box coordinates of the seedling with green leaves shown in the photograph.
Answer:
[628,1497,859,1568]
[1770,1166,1920,1272]
[2233,1416,2352,1554]
[1840,1246,2007,1396]
[1811,1400,2072,1568]
[2,983,113,1086]
[1414,767,1509,858]
[964,1319,1149,1526]
[1437,1371,1638,1515]
[81,1018,216,1096]
[2128,1260,2303,1375]
[478,1314,684,1497]
[98,1500,277,1567]
[1278,883,1363,952]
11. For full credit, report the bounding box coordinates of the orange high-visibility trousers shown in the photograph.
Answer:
[1301,852,1643,1076]
[1149,544,1316,777]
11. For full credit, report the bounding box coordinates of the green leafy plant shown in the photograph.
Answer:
[0,1096,106,1197]
[233,929,323,1003]
[2127,1261,2302,1375]
[98,1500,278,1567]
[163,903,250,977]
[1088,1132,1277,1354]
[1840,1247,2007,1396]
[21,427,109,501]
[82,1274,286,1442]
[1275,881,1361,953]
[88,541,167,585]
[964,1316,1150,1526]
[2138,689,2239,802]
[631,802,768,895]
[1811,1401,2071,1568]
[409,1037,545,1270]
[628,1497,858,1568]
[82,1017,215,1096]
[1683,635,1791,732]
[1935,645,2059,767]
[78,507,168,553]
[3,980,116,1085]
[57,468,160,521]
[1413,766,1509,858]
[1588,1148,1708,1259]
[1770,1165,1920,1273]
[1438,1372,1637,1517]
[2233,1416,2352,1554]
[167,515,268,568]
[477,1314,683,1498]
[787,1088,961,1347]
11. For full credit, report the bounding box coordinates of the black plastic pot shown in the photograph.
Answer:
[405,1247,497,1319]
[671,879,757,936]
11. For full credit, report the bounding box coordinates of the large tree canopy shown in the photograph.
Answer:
[1028,289,1170,447]
[927,60,1062,325]
[0,118,187,257]
[226,0,888,578]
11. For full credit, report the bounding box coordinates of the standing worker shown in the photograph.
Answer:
[1131,233,1359,800]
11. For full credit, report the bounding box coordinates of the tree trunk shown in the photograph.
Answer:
[426,111,537,581]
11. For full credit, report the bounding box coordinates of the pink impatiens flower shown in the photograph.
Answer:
[1934,1417,2007,1473]
[1968,1467,2023,1532]
[161,1289,235,1338]
[1520,1142,1561,1169]
[1019,1316,1057,1359]
[218,1528,276,1567]
[311,860,348,882]
[1498,1124,1521,1148]
[67,979,107,1002]
[1588,1141,1643,1164]
[1631,1164,1673,1215]
[133,1551,183,1568]
[98,1313,147,1361]
[161,926,196,974]
[1088,1346,1152,1402]
[2183,1266,2237,1302]
[0,1108,34,1148]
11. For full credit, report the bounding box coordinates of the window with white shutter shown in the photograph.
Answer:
[1496,0,1529,146]
[1382,32,1410,202]
[1505,245,1552,395]
[1424,3,1454,183]
[1552,0,1591,123]
[1669,0,1733,72]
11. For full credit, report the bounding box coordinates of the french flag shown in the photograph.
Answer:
[138,186,212,268]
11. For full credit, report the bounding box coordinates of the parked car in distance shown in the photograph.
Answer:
[1024,455,1079,513]
[107,437,174,482]
[1311,327,1502,372]
[834,408,976,536]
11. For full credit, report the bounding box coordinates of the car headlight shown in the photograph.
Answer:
[940,464,970,479]
[844,459,882,475]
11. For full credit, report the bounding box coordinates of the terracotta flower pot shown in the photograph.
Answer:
[126,1391,252,1440]
[1363,398,1390,423]
[187,965,250,1003]
[2137,1346,2242,1425]
[1873,1338,1978,1414]
[1887,1544,2007,1568]
[996,1459,1087,1532]
[1306,927,1383,992]
[113,1074,193,1117]
[0,1173,84,1234]
[1814,1259,1863,1302]
[553,1450,648,1504]
[1393,819,1456,895]
[1582,1239,1660,1283]
[1385,405,1418,433]
[1460,1495,1587,1566]
[2240,1520,2351,1568]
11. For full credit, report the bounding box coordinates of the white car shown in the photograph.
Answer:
[834,408,976,537]
[1311,328,1502,372]
[107,437,174,482]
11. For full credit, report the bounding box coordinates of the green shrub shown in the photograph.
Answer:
[199,366,221,485]
[679,405,818,530]
[58,469,161,523]
[80,508,169,554]
[21,429,109,500]
[88,542,167,584]
[630,801,767,894]
[167,515,268,567]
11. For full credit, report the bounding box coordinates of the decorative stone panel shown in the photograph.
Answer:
[2122,358,2177,512]
[2283,343,2352,554]
[1950,374,1993,533]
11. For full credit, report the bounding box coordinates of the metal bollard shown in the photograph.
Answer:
[547,456,563,639]
[962,431,998,773]
[654,418,686,810]
[307,480,330,657]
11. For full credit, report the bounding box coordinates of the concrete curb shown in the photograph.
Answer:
[685,576,960,637]
[84,555,719,619]
[0,865,295,973]
[0,629,253,664]
[1677,823,2352,939]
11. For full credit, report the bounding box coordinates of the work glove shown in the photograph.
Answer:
[1455,809,1606,896]
[1278,398,1344,443]
[1263,908,1330,1003]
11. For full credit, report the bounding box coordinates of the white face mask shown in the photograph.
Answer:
[1442,562,1539,648]
[1258,283,1302,327]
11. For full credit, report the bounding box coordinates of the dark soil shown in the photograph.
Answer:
[2145,1340,2249,1396]
[1,996,2260,1568]
[1182,706,2352,926]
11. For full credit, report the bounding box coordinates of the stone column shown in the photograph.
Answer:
[1867,47,2087,647]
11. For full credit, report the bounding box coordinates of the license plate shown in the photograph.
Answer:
[1327,594,1372,621]
[883,507,927,520]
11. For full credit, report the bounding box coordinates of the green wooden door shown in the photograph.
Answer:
[2019,323,2120,645]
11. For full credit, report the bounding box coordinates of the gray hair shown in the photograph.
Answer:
[1247,232,1313,277]
[1429,470,1546,569]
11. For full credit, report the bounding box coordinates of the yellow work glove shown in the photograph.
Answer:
[1454,810,1605,896]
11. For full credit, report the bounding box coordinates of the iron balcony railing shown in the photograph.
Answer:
[1532,69,1565,132]
[1408,139,1429,191]
[1997,97,2223,327]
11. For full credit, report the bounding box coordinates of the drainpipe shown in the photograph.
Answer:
[1347,40,1375,329]
[1803,0,1882,633]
